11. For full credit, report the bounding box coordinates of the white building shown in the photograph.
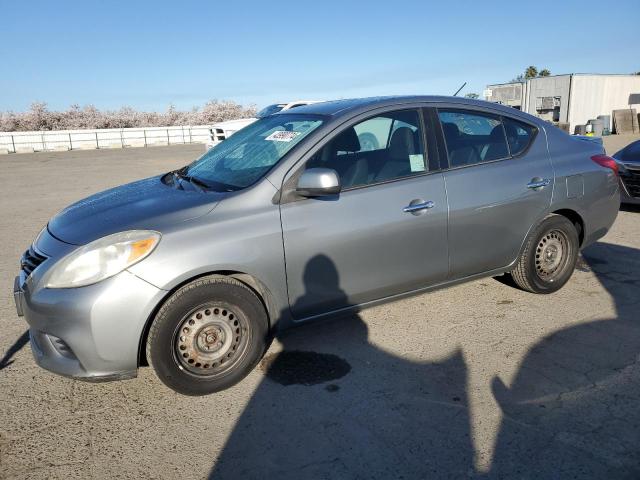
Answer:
[485,74,640,133]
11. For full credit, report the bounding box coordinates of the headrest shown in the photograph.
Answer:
[441,122,460,142]
[503,122,518,141]
[389,127,416,160]
[332,127,360,152]
[489,124,505,140]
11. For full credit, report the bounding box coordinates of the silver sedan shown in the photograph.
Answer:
[14,96,620,395]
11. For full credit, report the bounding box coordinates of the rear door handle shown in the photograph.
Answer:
[527,178,551,189]
[403,201,435,213]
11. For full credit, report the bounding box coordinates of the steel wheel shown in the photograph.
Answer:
[534,229,569,281]
[508,214,579,294]
[174,303,250,376]
[147,276,268,395]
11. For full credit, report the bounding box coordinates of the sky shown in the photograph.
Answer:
[1,0,639,112]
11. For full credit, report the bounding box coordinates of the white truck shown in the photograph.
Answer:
[205,100,321,150]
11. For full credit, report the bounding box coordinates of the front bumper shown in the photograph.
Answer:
[14,231,166,381]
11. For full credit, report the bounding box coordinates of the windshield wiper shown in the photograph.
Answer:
[170,168,210,192]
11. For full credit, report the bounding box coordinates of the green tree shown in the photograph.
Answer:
[539,69,551,77]
[465,93,479,99]
[524,66,538,79]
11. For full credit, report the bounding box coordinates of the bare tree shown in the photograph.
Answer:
[0,101,257,132]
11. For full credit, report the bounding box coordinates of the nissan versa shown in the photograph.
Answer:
[14,96,620,396]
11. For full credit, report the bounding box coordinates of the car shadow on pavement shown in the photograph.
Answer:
[0,330,29,371]
[209,245,640,479]
[620,203,640,213]
[486,242,640,478]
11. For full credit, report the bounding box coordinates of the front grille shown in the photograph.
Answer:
[21,245,47,276]
[621,165,640,198]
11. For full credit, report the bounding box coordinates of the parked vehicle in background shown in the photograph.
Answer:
[14,96,620,396]
[205,100,321,149]
[613,139,640,205]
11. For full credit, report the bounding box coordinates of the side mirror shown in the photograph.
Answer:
[296,168,341,197]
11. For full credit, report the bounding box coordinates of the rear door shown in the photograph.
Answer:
[437,107,553,278]
[280,108,449,320]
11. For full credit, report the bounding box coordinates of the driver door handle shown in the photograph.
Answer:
[403,201,435,213]
[527,178,551,189]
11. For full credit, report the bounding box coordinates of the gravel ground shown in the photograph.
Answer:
[0,143,639,479]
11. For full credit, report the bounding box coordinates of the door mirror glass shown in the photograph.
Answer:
[296,168,341,197]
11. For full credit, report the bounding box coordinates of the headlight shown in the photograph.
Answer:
[45,230,161,289]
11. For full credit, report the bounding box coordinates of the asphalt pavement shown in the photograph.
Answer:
[1,143,639,479]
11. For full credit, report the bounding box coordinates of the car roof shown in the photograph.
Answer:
[278,95,543,124]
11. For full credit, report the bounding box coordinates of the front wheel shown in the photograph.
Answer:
[508,214,579,294]
[146,276,269,395]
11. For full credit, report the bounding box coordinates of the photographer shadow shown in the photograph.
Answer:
[488,242,640,478]
[210,254,476,479]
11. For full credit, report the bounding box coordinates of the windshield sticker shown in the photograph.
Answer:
[409,154,426,172]
[265,130,301,142]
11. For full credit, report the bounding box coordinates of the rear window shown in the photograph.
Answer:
[503,117,536,156]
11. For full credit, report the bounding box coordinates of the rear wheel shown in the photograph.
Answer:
[508,214,579,294]
[146,276,268,395]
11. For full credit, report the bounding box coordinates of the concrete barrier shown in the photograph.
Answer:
[0,125,212,154]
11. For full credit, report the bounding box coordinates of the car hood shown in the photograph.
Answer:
[48,175,224,245]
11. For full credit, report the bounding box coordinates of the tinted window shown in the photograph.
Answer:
[614,140,640,162]
[503,117,535,156]
[307,110,427,189]
[439,110,509,167]
[188,114,323,190]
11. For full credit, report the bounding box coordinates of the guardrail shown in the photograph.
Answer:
[0,125,213,154]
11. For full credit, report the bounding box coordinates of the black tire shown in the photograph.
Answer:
[146,275,269,396]
[508,214,579,294]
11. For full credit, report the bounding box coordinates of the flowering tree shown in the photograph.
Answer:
[0,101,257,132]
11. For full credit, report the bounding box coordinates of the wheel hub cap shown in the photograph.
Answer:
[175,305,246,375]
[535,230,567,278]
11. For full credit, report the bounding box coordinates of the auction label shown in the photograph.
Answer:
[265,131,301,142]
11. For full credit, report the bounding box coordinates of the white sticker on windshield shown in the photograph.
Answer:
[409,154,425,172]
[265,130,301,142]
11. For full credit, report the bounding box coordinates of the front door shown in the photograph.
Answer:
[280,108,449,320]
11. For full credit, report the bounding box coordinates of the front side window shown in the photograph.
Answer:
[439,110,509,167]
[306,110,427,189]
[187,114,323,190]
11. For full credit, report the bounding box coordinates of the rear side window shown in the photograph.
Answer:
[503,117,536,156]
[438,110,509,167]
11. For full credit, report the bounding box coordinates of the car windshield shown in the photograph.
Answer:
[186,114,323,190]
[256,104,285,118]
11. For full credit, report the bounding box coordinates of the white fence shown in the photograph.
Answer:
[0,125,213,154]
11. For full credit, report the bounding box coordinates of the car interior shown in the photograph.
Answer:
[306,111,536,188]
[441,122,509,167]
[307,122,424,189]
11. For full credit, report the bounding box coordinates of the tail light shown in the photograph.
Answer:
[591,154,619,176]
